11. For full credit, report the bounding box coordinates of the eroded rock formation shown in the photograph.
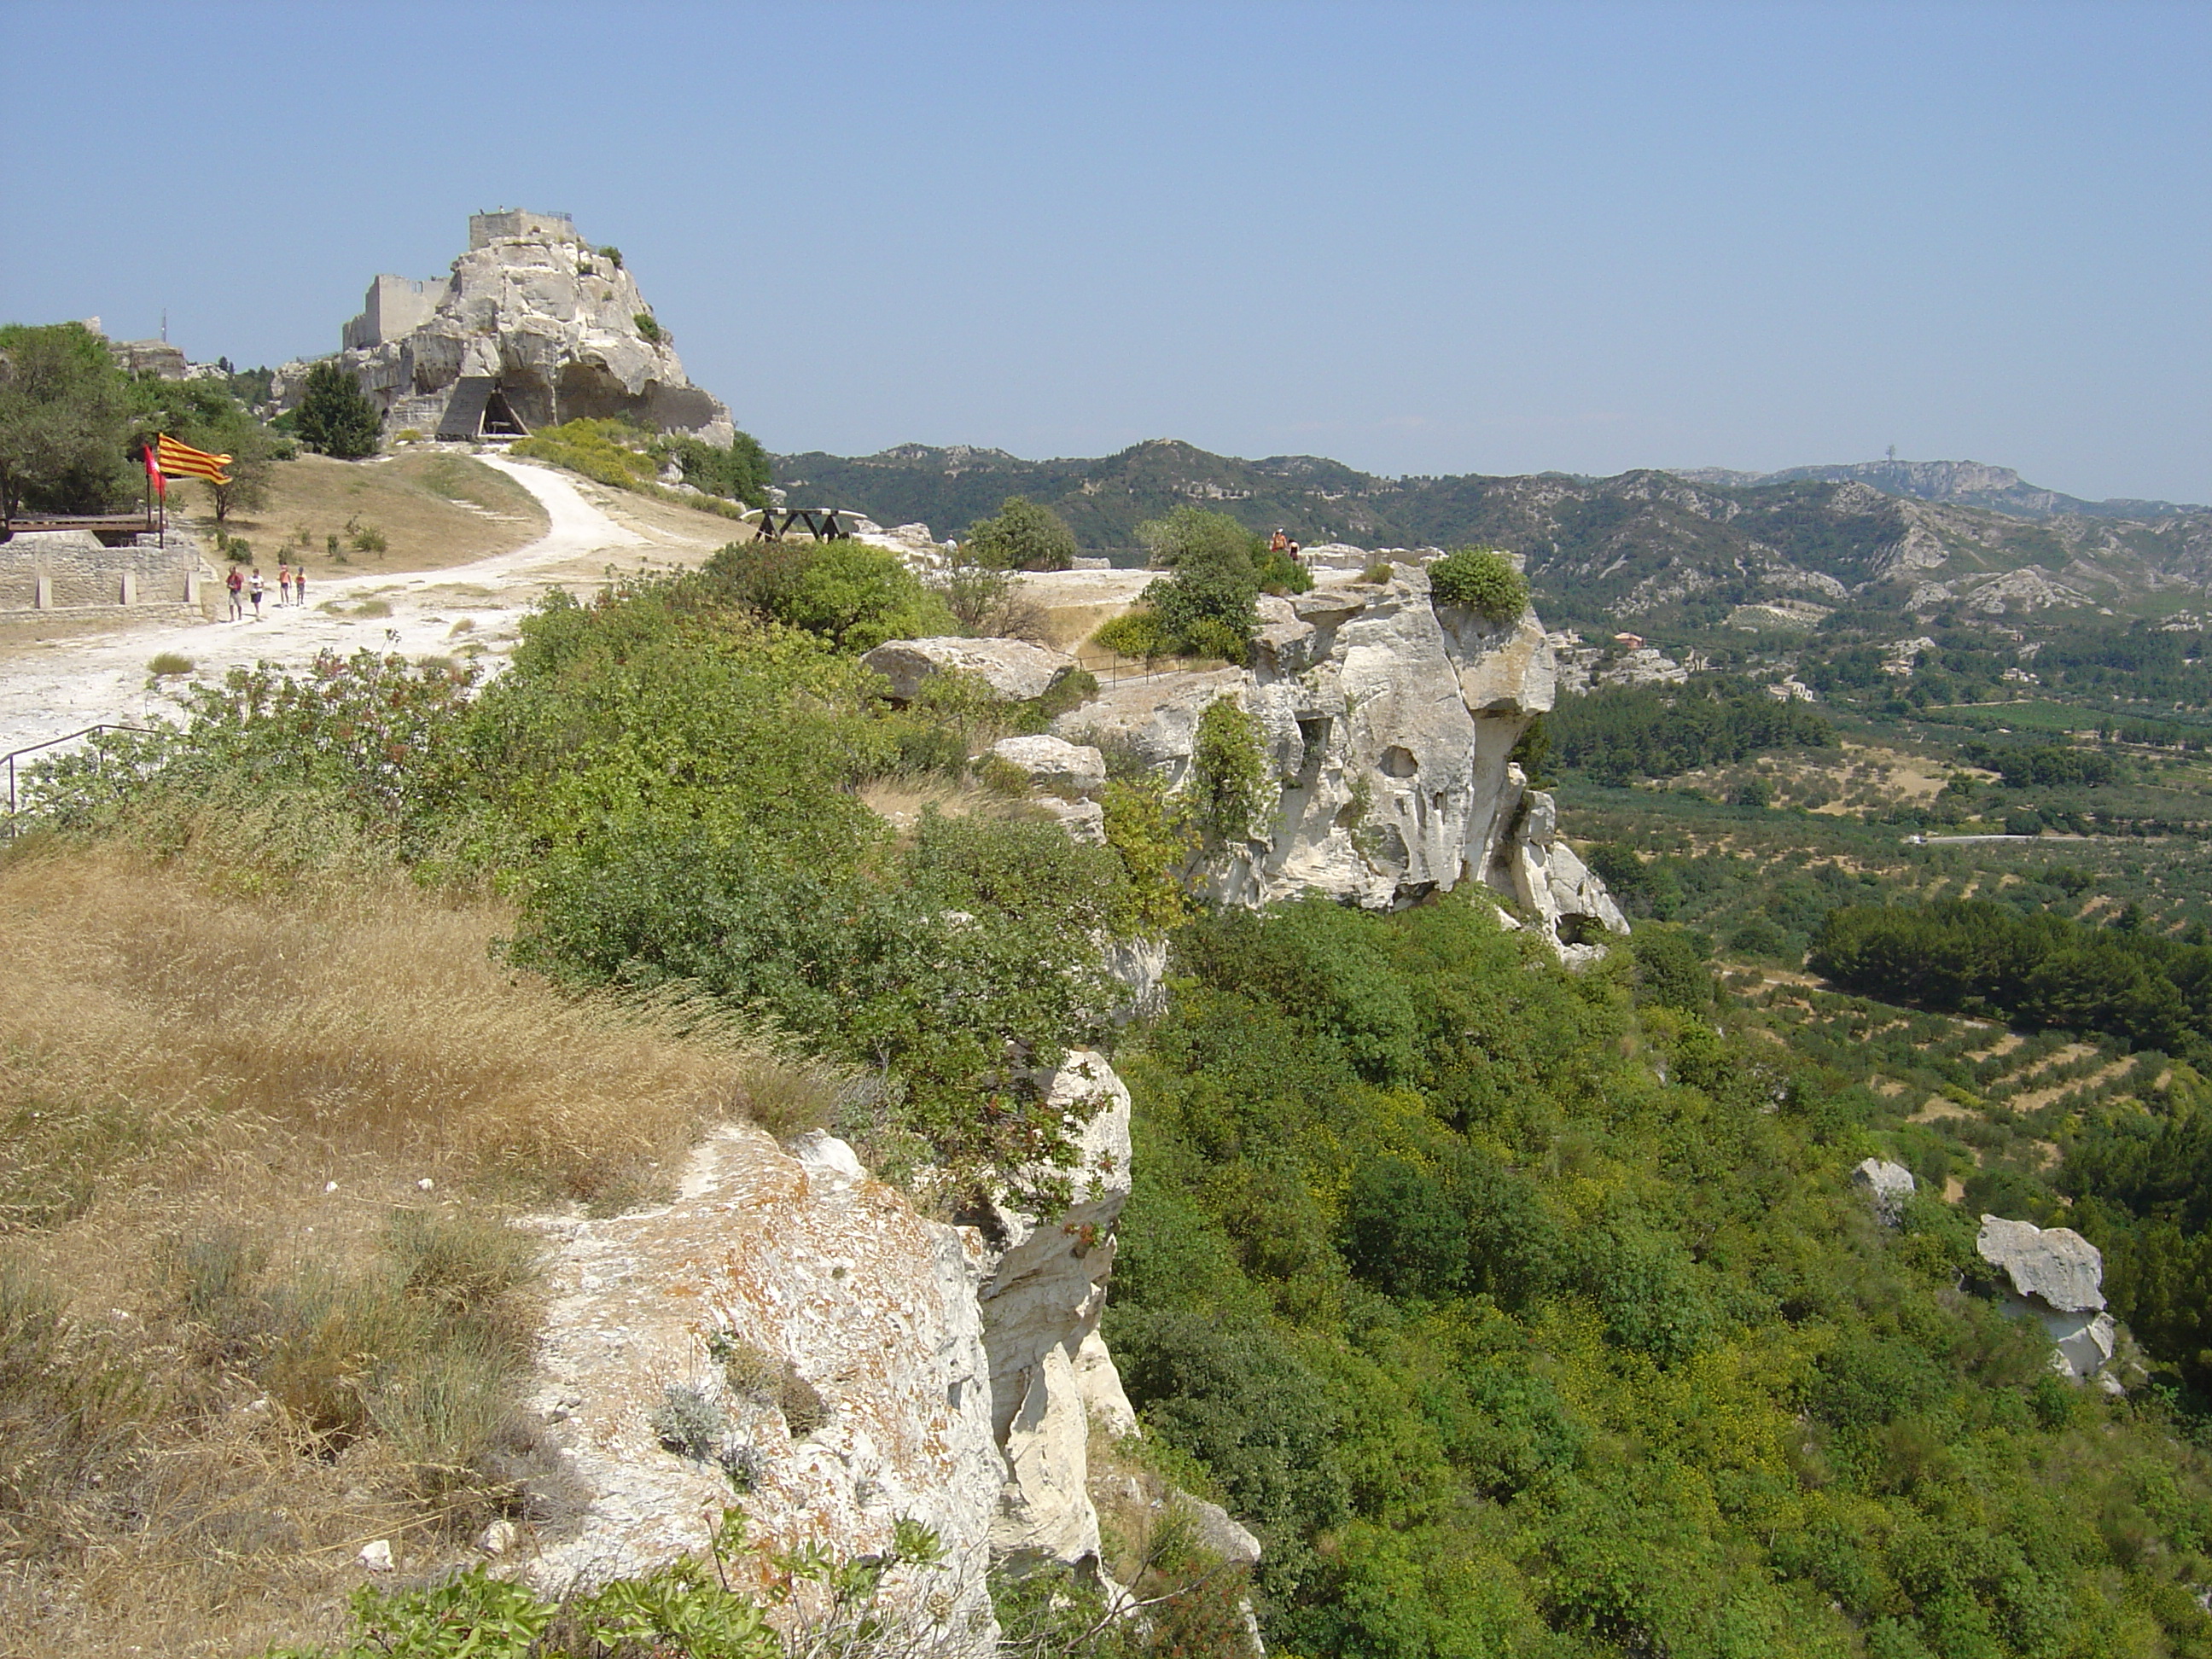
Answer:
[1030,556,1627,960]
[1850,1157,1917,1225]
[274,211,731,444]
[522,1052,1144,1647]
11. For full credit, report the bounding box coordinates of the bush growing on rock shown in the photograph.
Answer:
[1427,545,1528,621]
[1138,506,1266,663]
[1187,696,1272,847]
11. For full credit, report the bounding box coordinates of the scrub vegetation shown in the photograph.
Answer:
[8,525,2212,1656]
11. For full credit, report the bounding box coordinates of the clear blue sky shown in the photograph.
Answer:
[4,1,2206,502]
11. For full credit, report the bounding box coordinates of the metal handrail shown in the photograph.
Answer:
[3,724,152,835]
[1068,650,1223,689]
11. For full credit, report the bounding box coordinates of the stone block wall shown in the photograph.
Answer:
[469,209,577,249]
[0,528,203,614]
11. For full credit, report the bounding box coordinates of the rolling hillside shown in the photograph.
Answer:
[774,440,2212,633]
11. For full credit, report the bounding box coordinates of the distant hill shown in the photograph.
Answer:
[1674,458,2205,521]
[772,440,2212,632]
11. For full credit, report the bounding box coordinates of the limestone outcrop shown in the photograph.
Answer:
[988,734,1107,796]
[980,1051,1136,1567]
[1850,1158,1917,1225]
[274,211,731,445]
[1045,559,1627,960]
[1976,1214,2119,1382]
[863,636,1075,703]
[520,1052,1144,1644]
[521,1125,1001,1648]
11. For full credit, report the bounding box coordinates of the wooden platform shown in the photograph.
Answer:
[1,512,157,543]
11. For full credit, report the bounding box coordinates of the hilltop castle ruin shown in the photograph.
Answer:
[280,211,733,445]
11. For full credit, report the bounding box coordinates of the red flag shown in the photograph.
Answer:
[144,442,166,498]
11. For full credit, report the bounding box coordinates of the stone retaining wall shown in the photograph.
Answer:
[0,527,205,614]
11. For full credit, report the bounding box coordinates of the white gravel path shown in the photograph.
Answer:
[0,458,658,762]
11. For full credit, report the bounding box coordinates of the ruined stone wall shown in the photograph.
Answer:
[470,209,577,249]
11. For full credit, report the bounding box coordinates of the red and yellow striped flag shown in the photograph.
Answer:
[154,434,233,486]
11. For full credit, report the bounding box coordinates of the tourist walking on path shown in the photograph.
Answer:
[225,564,244,621]
[278,562,294,607]
[249,568,265,620]
[293,566,306,608]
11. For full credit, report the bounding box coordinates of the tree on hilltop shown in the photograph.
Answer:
[294,361,381,459]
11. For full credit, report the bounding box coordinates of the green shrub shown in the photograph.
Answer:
[147,651,194,678]
[666,430,771,507]
[1103,772,1194,934]
[1256,545,1313,595]
[1093,608,1171,660]
[704,538,952,654]
[1361,560,1395,585]
[1428,546,1528,621]
[963,494,1078,571]
[1630,924,1714,1010]
[599,245,622,268]
[345,514,387,555]
[1188,696,1272,847]
[510,417,659,491]
[1138,507,1264,663]
[633,311,665,345]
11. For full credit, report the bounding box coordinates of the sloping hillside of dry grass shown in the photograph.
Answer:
[187,451,549,582]
[0,840,807,1656]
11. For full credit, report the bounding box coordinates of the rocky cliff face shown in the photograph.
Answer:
[274,218,731,444]
[519,1053,1138,1650]
[1044,552,1626,961]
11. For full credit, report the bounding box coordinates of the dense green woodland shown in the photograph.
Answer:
[20,548,2212,1656]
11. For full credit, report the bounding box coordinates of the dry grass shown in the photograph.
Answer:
[0,837,798,1656]
[180,451,549,582]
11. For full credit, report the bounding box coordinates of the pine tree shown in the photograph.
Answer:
[294,361,381,459]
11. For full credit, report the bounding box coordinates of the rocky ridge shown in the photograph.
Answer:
[771,439,2212,628]
[1027,549,1627,961]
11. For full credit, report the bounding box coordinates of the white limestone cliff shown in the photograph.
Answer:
[979,1051,1137,1569]
[1037,558,1627,961]
[273,212,731,444]
[519,1051,1144,1649]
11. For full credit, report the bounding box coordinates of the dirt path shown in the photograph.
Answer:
[0,460,720,760]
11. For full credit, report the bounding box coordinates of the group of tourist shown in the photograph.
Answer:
[222,560,307,622]
[1269,527,1304,563]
